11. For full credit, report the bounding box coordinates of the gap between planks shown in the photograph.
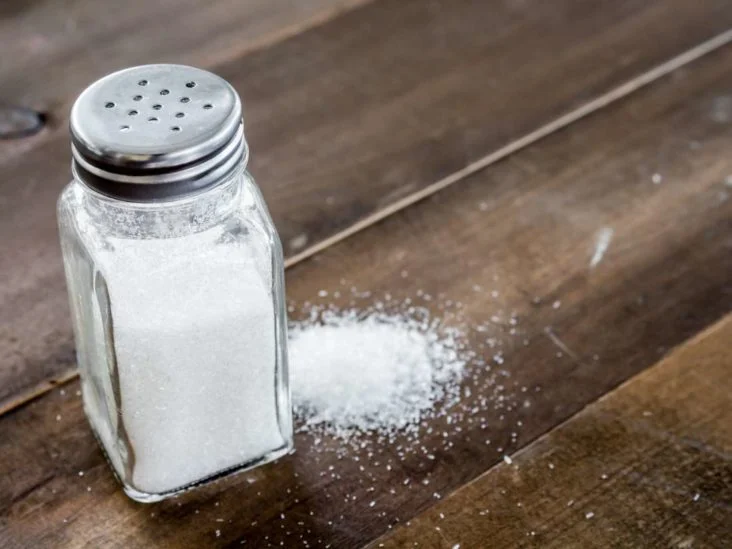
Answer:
[2,28,732,420]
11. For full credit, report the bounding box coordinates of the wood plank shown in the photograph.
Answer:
[3,0,732,412]
[371,316,732,548]
[1,36,731,548]
[0,0,366,117]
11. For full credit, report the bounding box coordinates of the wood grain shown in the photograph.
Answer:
[372,316,732,548]
[0,0,366,116]
[3,0,732,419]
[1,37,731,548]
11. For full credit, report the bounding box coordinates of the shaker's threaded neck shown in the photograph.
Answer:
[70,64,247,202]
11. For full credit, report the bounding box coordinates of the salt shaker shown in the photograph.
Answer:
[57,65,293,502]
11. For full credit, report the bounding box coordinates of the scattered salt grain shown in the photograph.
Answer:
[589,227,614,268]
[552,301,561,309]
[585,511,594,519]
[693,493,700,502]
[503,455,513,465]
[290,234,308,250]
[651,173,662,184]
[289,308,467,439]
[281,291,526,540]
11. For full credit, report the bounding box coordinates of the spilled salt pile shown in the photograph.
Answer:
[289,307,470,440]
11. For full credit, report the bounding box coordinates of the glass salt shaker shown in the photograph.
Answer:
[57,65,293,502]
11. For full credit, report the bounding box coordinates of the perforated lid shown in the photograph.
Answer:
[70,64,247,201]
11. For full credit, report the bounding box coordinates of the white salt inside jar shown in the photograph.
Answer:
[97,232,283,494]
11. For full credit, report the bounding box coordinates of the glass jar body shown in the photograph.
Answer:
[57,171,292,502]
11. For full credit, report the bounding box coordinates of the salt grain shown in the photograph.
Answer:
[589,227,614,268]
[97,235,286,494]
[290,309,467,439]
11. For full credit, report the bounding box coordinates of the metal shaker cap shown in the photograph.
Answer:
[70,64,247,201]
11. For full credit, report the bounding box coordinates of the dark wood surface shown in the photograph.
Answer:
[0,0,363,116]
[1,34,731,547]
[372,315,732,548]
[3,0,732,413]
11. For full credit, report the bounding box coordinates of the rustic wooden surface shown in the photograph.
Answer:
[0,0,365,116]
[372,316,732,549]
[3,0,732,413]
[1,30,731,547]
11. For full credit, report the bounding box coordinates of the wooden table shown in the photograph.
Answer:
[1,1,730,547]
